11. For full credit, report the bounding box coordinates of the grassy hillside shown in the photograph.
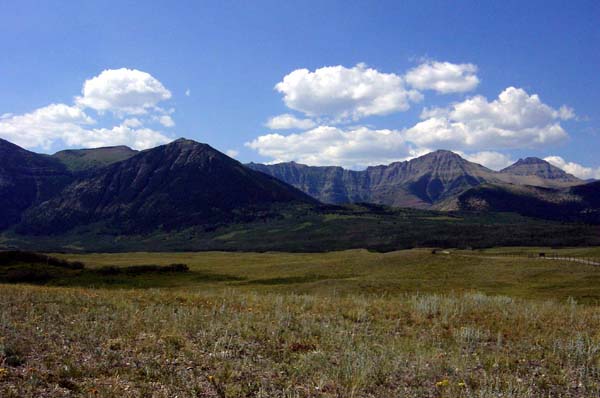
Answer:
[3,204,600,252]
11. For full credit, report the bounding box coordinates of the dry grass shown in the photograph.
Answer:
[2,248,600,397]
[1,283,600,397]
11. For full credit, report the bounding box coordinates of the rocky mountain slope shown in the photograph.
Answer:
[455,181,600,223]
[11,139,317,234]
[498,157,581,186]
[247,152,583,208]
[0,139,73,229]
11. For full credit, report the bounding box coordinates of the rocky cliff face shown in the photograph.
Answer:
[248,151,583,208]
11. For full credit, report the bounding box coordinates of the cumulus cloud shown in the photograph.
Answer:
[265,114,316,130]
[76,68,172,115]
[0,104,171,151]
[544,156,600,180]
[0,104,95,149]
[405,87,572,151]
[0,68,175,151]
[275,63,422,121]
[463,151,515,170]
[82,124,171,150]
[405,61,479,93]
[246,125,415,168]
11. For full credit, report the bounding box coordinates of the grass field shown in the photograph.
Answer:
[2,248,600,397]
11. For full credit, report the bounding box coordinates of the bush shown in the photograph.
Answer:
[0,251,84,270]
[4,268,51,284]
[96,263,189,276]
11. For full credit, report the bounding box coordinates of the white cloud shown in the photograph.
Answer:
[226,149,239,158]
[76,68,172,115]
[275,63,422,121]
[405,61,479,93]
[123,118,143,128]
[406,87,571,151]
[544,156,600,180]
[0,103,95,150]
[265,113,316,130]
[0,68,175,151]
[0,104,171,151]
[185,89,191,97]
[463,151,515,170]
[246,125,414,168]
[80,124,171,150]
[157,115,175,127]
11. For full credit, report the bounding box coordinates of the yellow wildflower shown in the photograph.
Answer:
[436,379,450,388]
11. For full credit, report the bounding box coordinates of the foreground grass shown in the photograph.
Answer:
[2,249,600,397]
[1,285,600,397]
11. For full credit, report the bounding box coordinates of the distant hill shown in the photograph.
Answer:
[248,152,583,208]
[455,180,600,223]
[0,138,73,230]
[18,139,317,234]
[53,146,138,172]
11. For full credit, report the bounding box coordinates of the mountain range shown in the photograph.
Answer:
[0,138,315,235]
[0,137,599,251]
[247,151,582,208]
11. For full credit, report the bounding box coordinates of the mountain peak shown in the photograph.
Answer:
[414,150,469,166]
[513,157,547,166]
[501,157,580,182]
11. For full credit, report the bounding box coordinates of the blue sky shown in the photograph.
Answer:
[1,1,599,177]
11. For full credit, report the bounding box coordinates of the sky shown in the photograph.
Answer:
[1,1,599,178]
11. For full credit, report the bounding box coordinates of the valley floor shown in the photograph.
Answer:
[2,248,600,397]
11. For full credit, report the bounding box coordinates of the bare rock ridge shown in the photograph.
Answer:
[247,151,583,208]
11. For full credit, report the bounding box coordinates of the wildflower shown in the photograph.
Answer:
[458,381,466,388]
[208,375,215,383]
[436,379,450,388]
[0,367,6,378]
